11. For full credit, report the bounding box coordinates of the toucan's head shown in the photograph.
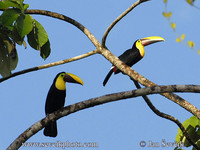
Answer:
[133,36,165,57]
[54,72,83,90]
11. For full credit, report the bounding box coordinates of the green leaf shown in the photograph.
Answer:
[193,140,200,150]
[27,28,51,59]
[0,39,18,77]
[176,116,200,148]
[0,46,11,77]
[7,42,18,71]
[0,9,20,29]
[6,0,27,12]
[23,4,29,10]
[9,26,25,45]
[40,40,51,59]
[15,14,33,38]
[3,0,21,9]
[34,20,48,47]
[11,0,23,4]
[27,28,40,50]
[0,1,9,9]
[27,19,50,59]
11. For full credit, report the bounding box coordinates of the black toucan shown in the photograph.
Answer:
[103,36,165,86]
[44,72,83,137]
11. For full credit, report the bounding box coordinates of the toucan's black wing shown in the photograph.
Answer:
[114,48,142,74]
[103,48,142,86]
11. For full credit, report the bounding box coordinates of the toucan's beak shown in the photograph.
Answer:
[64,73,83,85]
[141,36,165,46]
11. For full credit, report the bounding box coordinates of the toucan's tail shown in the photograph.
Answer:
[44,121,57,137]
[103,68,114,86]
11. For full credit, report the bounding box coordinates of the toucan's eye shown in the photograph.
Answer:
[61,74,64,77]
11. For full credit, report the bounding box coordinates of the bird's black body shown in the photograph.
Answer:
[45,87,66,115]
[114,45,142,74]
[103,36,165,86]
[44,73,66,137]
[103,42,142,86]
[44,72,83,137]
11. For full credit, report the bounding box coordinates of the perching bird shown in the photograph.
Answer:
[44,72,83,137]
[103,36,165,86]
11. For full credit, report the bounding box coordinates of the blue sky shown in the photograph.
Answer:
[1,0,200,150]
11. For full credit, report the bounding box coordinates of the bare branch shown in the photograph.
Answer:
[133,80,200,150]
[102,0,149,47]
[7,84,200,150]
[0,49,99,83]
[25,9,102,48]
[100,47,200,119]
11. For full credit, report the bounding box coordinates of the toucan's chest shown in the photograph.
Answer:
[119,48,143,65]
[45,85,66,114]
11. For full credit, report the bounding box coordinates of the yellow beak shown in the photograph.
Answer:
[64,73,84,85]
[141,36,165,46]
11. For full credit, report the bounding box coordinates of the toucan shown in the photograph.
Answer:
[103,36,165,86]
[44,72,83,137]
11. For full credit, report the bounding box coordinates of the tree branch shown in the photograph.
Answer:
[0,49,99,83]
[2,7,194,122]
[25,9,102,49]
[0,4,198,125]
[100,48,200,119]
[102,0,149,47]
[133,80,200,150]
[24,3,200,121]
[7,84,200,150]
[0,9,102,82]
[23,5,200,121]
[2,6,200,148]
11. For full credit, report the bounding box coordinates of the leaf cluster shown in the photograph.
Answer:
[176,116,200,150]
[0,0,50,77]
[162,0,200,55]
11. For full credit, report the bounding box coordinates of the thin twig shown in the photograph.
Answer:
[0,49,99,83]
[132,79,200,150]
[7,84,200,150]
[102,0,149,47]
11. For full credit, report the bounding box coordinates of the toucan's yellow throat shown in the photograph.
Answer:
[55,72,83,90]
